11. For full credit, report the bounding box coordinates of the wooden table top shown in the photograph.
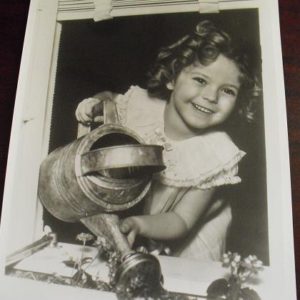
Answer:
[0,0,299,297]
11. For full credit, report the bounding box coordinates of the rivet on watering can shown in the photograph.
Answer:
[164,143,173,151]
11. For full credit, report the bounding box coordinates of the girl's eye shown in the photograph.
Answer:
[193,77,207,86]
[222,87,237,97]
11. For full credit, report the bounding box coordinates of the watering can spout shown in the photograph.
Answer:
[80,214,131,256]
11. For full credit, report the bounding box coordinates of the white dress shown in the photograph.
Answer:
[114,86,246,261]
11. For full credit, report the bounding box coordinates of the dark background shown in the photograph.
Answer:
[44,10,267,264]
[0,0,298,294]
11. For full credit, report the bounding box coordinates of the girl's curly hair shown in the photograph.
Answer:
[147,20,262,123]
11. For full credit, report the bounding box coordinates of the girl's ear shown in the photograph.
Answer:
[166,81,174,90]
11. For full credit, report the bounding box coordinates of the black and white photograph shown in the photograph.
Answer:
[0,1,297,300]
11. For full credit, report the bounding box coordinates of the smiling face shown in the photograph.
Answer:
[164,54,241,140]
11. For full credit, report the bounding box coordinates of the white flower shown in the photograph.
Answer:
[221,252,263,286]
[232,253,241,263]
[76,233,94,243]
[222,252,232,266]
[253,259,263,269]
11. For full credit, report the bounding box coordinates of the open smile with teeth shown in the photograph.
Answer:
[192,103,214,114]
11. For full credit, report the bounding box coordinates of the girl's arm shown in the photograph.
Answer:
[75,91,118,124]
[120,187,215,246]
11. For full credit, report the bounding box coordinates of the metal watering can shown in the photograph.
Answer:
[38,123,164,222]
[38,100,166,296]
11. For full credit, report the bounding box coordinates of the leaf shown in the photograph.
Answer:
[240,287,261,300]
[62,259,77,269]
[71,269,84,285]
[81,256,93,265]
[81,271,98,289]
[207,278,229,297]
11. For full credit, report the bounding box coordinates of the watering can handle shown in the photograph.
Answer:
[77,100,120,138]
[79,144,165,176]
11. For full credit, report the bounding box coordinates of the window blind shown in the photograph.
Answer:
[57,0,257,21]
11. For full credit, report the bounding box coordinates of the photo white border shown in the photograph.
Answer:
[0,0,296,299]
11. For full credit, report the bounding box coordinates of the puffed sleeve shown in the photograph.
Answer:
[114,85,166,139]
[196,160,242,189]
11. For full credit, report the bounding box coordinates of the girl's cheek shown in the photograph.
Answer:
[221,94,237,104]
[189,86,204,98]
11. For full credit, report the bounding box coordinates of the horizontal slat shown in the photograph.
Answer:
[113,0,196,4]
[113,1,197,8]
[58,0,95,12]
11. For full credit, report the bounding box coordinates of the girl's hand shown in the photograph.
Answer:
[119,217,141,247]
[75,97,103,125]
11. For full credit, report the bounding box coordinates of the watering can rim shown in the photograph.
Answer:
[82,143,164,154]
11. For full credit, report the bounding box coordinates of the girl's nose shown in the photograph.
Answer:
[202,85,218,103]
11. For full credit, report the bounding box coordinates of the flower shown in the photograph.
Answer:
[76,233,94,244]
[208,252,263,300]
[222,252,264,281]
[94,236,112,250]
[222,252,232,266]
[239,255,263,281]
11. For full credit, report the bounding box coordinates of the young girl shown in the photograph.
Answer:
[75,20,260,261]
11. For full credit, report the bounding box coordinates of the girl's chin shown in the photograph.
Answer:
[185,120,224,134]
[185,118,213,131]
[184,123,211,135]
